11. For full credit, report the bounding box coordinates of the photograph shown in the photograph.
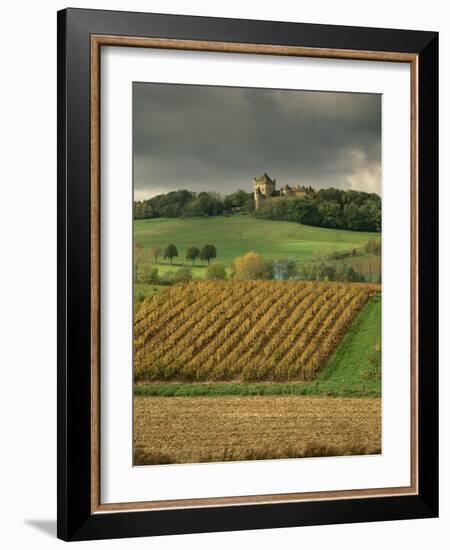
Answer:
[52,4,438,542]
[132,82,383,466]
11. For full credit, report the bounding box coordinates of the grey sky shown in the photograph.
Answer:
[133,83,381,200]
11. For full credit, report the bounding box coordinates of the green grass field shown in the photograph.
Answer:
[134,294,381,397]
[134,214,379,276]
[316,294,381,391]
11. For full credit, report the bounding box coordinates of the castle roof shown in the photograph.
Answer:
[255,173,275,184]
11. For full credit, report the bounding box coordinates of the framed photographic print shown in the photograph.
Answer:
[57,8,438,541]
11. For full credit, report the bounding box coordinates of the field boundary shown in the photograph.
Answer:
[134,382,380,398]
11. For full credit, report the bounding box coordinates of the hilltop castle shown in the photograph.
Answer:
[253,173,313,210]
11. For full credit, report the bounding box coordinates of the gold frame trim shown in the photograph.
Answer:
[90,35,419,514]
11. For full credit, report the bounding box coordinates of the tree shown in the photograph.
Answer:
[206,261,227,280]
[316,187,343,204]
[150,245,162,264]
[343,203,366,231]
[134,201,152,219]
[164,243,178,264]
[224,189,249,210]
[197,192,223,216]
[186,246,200,265]
[184,193,224,217]
[292,199,320,226]
[173,267,193,283]
[255,188,381,232]
[134,190,195,219]
[317,200,344,228]
[232,252,272,280]
[199,244,217,265]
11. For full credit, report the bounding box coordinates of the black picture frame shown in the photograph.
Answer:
[57,7,438,541]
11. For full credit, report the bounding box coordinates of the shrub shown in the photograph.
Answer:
[173,267,193,283]
[135,291,145,304]
[138,265,159,284]
[298,261,366,283]
[272,258,297,280]
[206,261,227,280]
[232,252,273,280]
[364,239,382,255]
[158,271,175,285]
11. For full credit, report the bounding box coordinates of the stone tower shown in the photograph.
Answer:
[253,173,276,210]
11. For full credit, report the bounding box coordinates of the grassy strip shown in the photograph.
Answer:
[316,294,381,390]
[134,381,379,398]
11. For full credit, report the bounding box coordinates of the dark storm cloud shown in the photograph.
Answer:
[133,83,381,200]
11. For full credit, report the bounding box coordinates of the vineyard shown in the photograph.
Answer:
[134,280,380,382]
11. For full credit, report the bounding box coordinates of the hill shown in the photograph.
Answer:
[134,214,380,282]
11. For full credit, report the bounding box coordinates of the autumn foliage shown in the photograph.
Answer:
[134,280,380,382]
[231,251,272,280]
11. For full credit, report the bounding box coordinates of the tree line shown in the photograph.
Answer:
[134,187,381,232]
[255,188,381,232]
[141,243,218,266]
[134,189,250,219]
